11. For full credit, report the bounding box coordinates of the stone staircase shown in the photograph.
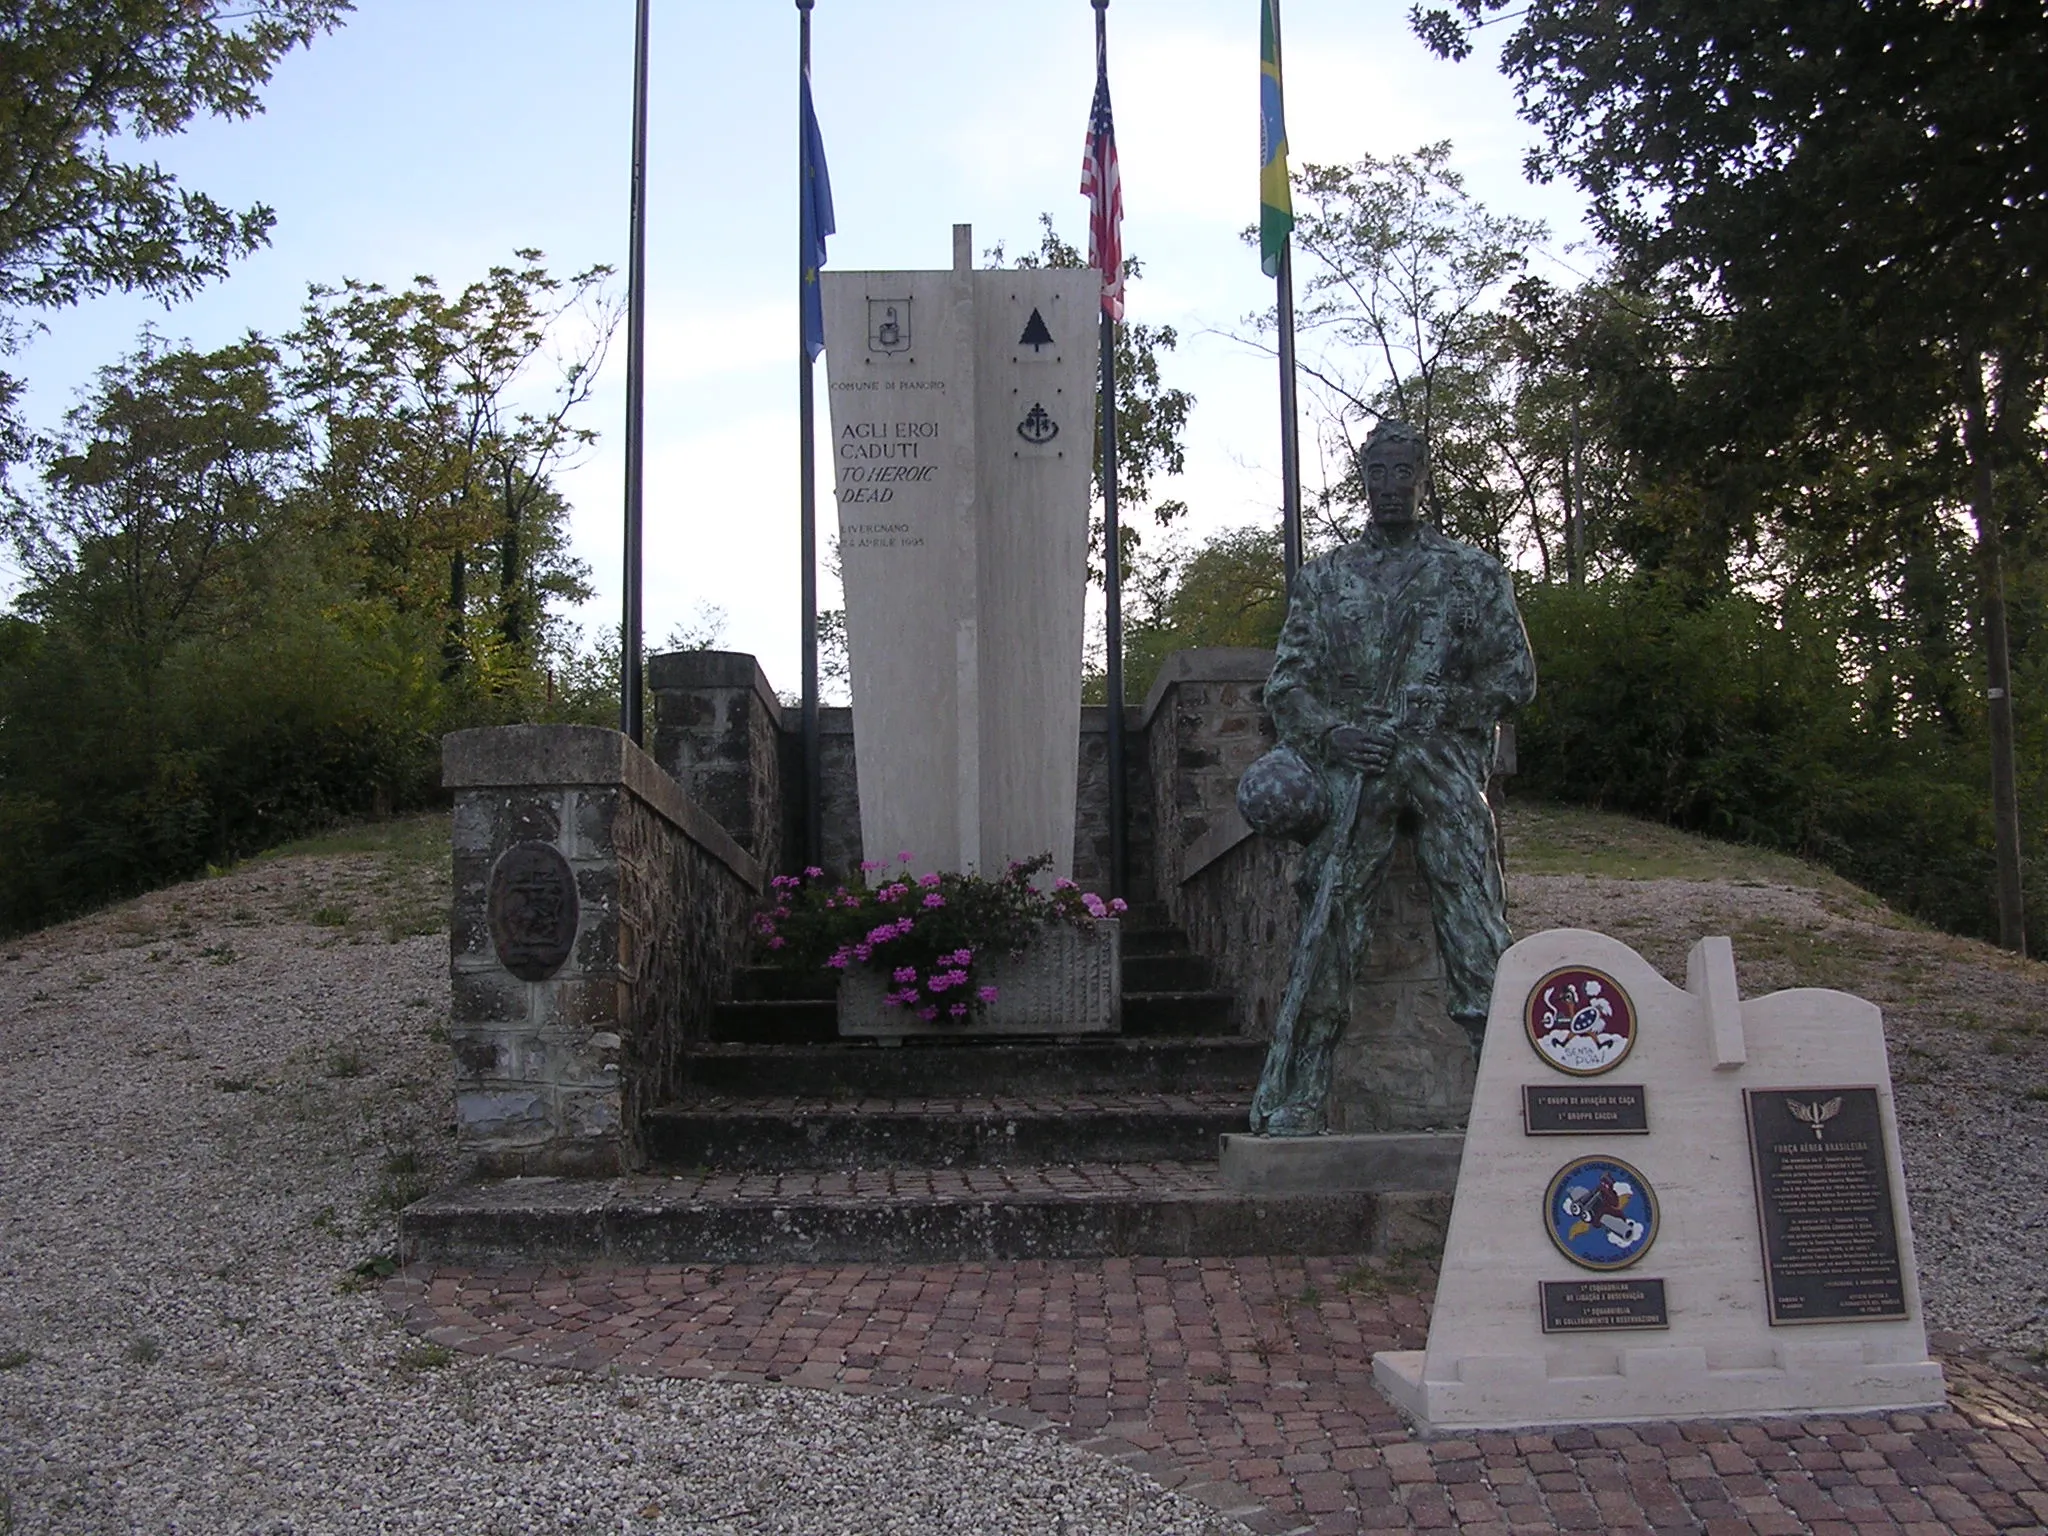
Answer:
[403,907,1441,1266]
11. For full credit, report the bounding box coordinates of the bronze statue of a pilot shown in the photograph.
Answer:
[1237,419,1536,1136]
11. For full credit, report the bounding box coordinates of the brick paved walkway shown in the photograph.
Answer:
[385,1256,2048,1536]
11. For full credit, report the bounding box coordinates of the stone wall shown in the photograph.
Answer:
[1140,649,1280,910]
[647,651,785,867]
[647,650,1158,895]
[1072,705,1155,894]
[445,725,762,1175]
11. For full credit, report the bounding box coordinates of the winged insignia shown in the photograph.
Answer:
[1787,1095,1843,1141]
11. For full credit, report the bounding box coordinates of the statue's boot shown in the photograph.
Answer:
[1260,1104,1326,1137]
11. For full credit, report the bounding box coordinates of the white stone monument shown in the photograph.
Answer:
[821,228,1097,878]
[1374,928,1946,1430]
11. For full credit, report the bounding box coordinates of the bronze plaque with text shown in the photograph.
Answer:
[1745,1086,1908,1324]
[1523,1083,1649,1135]
[1540,1278,1669,1332]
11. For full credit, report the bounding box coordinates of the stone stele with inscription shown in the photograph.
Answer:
[1374,927,1945,1431]
[820,230,1096,878]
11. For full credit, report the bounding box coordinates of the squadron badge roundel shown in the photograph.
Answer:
[1545,1155,1659,1271]
[1525,965,1636,1076]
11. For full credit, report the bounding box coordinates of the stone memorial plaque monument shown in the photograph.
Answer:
[821,230,1096,878]
[1374,928,1945,1430]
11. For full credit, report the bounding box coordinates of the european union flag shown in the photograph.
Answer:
[801,70,835,361]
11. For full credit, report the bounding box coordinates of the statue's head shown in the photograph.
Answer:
[1358,420,1429,527]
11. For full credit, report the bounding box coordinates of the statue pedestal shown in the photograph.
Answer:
[1330,835,1477,1133]
[1218,1130,1462,1193]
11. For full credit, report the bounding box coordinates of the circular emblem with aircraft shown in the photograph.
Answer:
[1525,965,1637,1076]
[1545,1155,1659,1271]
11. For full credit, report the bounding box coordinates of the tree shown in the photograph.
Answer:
[286,252,616,681]
[1413,0,2048,950]
[1246,144,1547,561]
[7,333,298,745]
[0,0,352,462]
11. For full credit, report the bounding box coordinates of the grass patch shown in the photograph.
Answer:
[323,1047,367,1080]
[396,1342,454,1371]
[337,1253,399,1293]
[124,1335,160,1365]
[1503,799,1868,899]
[257,811,451,943]
[0,1348,32,1370]
[1337,1264,1388,1298]
[373,1147,431,1212]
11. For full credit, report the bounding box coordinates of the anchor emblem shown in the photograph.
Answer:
[1017,403,1059,445]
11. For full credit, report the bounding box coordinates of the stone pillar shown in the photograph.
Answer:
[445,725,763,1175]
[1072,703,1155,897]
[821,247,1097,878]
[647,650,785,868]
[1140,648,1280,907]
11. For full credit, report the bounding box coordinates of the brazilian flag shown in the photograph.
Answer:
[1259,0,1293,278]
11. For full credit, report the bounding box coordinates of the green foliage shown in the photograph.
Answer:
[287,253,616,673]
[1251,144,1545,557]
[1097,524,1287,705]
[1414,0,2048,946]
[1514,579,2034,946]
[0,0,351,464]
[0,255,621,936]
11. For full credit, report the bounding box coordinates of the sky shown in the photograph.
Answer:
[9,0,1593,698]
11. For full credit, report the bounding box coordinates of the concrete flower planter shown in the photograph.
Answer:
[837,918,1121,1038]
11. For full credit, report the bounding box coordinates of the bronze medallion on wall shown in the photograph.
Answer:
[487,841,579,981]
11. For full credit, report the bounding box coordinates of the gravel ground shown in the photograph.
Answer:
[0,846,1247,1536]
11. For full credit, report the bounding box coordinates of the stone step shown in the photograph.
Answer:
[730,966,836,1003]
[710,998,838,1044]
[1120,951,1214,991]
[1120,991,1237,1037]
[676,1038,1266,1098]
[399,1162,1433,1266]
[643,1092,1247,1171]
[1118,927,1187,959]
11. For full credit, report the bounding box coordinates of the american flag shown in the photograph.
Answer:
[1078,33,1123,320]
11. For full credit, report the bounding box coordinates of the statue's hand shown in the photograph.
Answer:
[1327,722,1397,776]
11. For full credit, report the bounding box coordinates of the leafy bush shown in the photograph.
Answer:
[1515,578,2033,944]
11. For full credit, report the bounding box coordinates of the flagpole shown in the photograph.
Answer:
[1268,0,1302,596]
[798,0,823,869]
[1091,0,1128,902]
[620,0,650,744]
[1277,240,1302,595]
